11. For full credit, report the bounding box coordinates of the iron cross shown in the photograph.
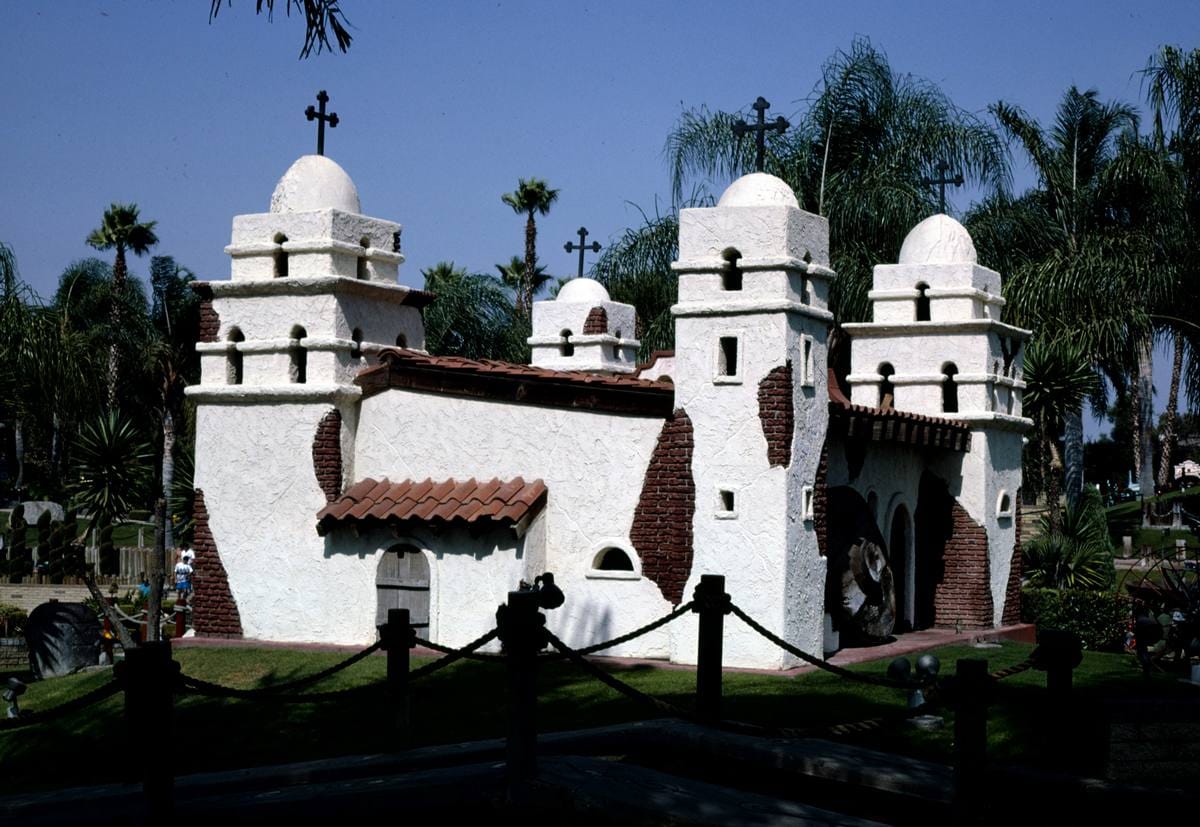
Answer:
[923,159,964,214]
[732,96,789,173]
[305,90,339,156]
[564,227,602,279]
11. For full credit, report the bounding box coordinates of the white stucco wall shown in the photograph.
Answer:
[352,391,673,656]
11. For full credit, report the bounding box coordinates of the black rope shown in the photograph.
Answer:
[177,673,385,703]
[408,628,501,681]
[728,603,925,689]
[545,628,922,740]
[415,601,695,663]
[174,639,384,698]
[544,629,696,718]
[0,679,123,731]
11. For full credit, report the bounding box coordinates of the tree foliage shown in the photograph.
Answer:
[208,0,352,58]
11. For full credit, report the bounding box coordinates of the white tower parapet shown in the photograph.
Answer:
[529,278,640,373]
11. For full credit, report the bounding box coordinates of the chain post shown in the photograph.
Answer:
[380,608,415,736]
[500,589,545,797]
[692,574,728,724]
[102,596,115,663]
[953,658,989,824]
[119,640,179,818]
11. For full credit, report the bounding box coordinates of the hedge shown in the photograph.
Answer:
[1020,587,1131,652]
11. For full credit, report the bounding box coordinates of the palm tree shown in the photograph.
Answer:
[1143,46,1200,489]
[86,203,159,411]
[495,256,553,304]
[972,86,1151,511]
[501,179,559,318]
[208,0,352,58]
[421,262,528,362]
[1022,337,1097,531]
[664,37,1009,325]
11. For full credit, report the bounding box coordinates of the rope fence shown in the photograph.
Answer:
[1,569,1085,821]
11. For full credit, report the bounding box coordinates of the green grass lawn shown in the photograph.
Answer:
[0,639,1185,796]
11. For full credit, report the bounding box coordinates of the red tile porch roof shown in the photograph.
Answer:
[827,368,972,452]
[316,476,547,535]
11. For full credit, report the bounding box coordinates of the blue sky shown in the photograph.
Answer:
[2,2,1197,435]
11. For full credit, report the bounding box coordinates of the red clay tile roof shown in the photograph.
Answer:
[634,350,675,378]
[826,367,971,452]
[316,476,547,534]
[356,348,675,416]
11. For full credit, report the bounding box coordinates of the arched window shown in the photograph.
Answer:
[593,547,635,572]
[612,329,623,360]
[560,329,574,357]
[721,247,742,291]
[273,233,289,279]
[396,333,408,349]
[226,328,245,385]
[915,282,930,321]
[350,328,363,359]
[357,237,370,280]
[941,362,959,413]
[878,363,895,409]
[289,325,308,384]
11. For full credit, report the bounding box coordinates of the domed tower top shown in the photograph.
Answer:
[897,214,977,265]
[716,172,800,209]
[269,155,361,214]
[529,278,639,374]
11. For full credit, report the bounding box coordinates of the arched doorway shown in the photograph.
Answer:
[376,544,430,633]
[889,505,913,632]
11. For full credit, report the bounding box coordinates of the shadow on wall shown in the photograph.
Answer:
[824,486,897,645]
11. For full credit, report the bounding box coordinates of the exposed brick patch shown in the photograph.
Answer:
[758,363,793,467]
[1002,491,1022,625]
[933,500,994,630]
[312,409,343,503]
[813,441,829,557]
[630,409,695,604]
[191,490,243,638]
[195,284,219,343]
[582,306,608,335]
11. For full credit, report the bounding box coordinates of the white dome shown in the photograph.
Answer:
[269,155,361,214]
[717,172,799,209]
[898,214,977,265]
[556,278,610,304]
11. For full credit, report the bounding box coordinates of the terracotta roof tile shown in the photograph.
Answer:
[316,476,548,534]
[355,348,675,417]
[826,366,971,452]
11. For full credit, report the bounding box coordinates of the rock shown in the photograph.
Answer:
[20,501,65,524]
[24,602,100,679]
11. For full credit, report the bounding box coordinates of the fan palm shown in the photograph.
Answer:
[501,179,559,317]
[421,262,528,363]
[86,203,159,410]
[495,256,553,304]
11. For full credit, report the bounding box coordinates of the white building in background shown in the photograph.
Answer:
[186,155,1029,669]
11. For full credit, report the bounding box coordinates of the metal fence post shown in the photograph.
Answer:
[120,640,178,818]
[501,589,544,793]
[953,658,988,824]
[693,574,728,725]
[381,608,414,736]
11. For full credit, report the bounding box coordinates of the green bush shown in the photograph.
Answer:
[1021,587,1130,651]
[0,603,28,637]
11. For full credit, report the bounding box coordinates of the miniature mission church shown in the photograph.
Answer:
[186,152,1031,669]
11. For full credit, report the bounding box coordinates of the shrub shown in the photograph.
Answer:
[0,603,28,637]
[1023,489,1115,590]
[1021,587,1130,651]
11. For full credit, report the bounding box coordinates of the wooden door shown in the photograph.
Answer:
[376,545,430,631]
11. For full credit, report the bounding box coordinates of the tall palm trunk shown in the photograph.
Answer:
[1042,417,1064,533]
[12,419,23,495]
[1137,338,1156,524]
[522,212,537,317]
[1156,329,1184,490]
[107,245,126,411]
[1063,406,1084,510]
[161,408,176,551]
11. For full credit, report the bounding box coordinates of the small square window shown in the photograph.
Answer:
[716,489,737,519]
[717,336,739,379]
[801,336,814,388]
